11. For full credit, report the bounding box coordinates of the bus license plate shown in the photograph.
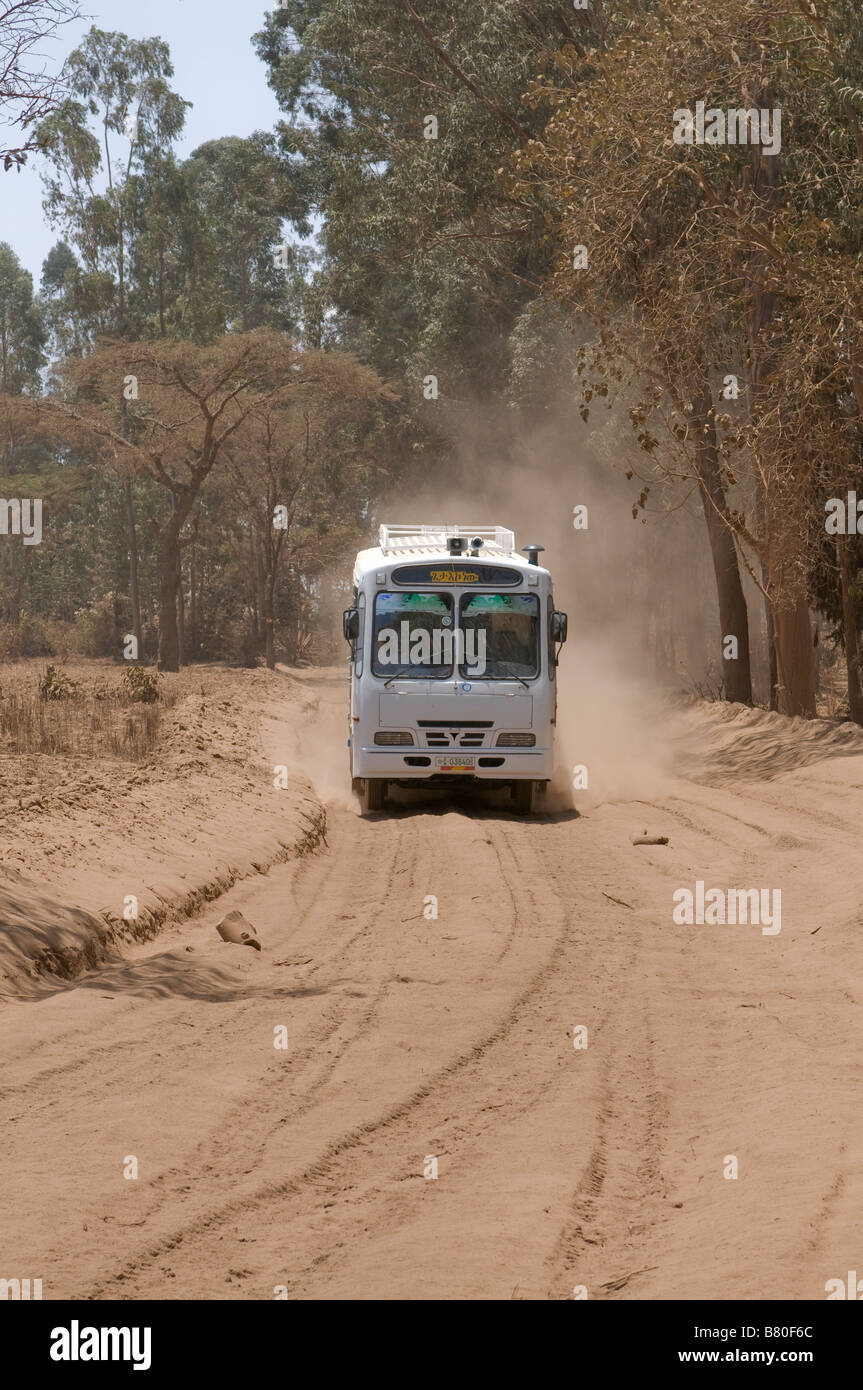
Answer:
[435,755,475,772]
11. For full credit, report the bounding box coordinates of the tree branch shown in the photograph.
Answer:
[398,0,534,143]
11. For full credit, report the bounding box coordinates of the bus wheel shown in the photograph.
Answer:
[512,780,535,815]
[362,778,386,814]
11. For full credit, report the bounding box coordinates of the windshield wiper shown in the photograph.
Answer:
[461,664,531,689]
[383,668,416,688]
[493,664,531,689]
[383,668,450,687]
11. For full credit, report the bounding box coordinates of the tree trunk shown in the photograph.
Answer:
[157,497,192,672]
[197,556,205,655]
[189,544,198,659]
[124,477,142,658]
[241,261,250,333]
[772,598,816,717]
[177,553,186,667]
[763,562,778,710]
[158,247,166,338]
[6,524,18,625]
[6,558,26,628]
[742,71,779,710]
[263,571,276,670]
[2,423,19,625]
[742,76,809,712]
[838,533,863,724]
[692,374,753,703]
[117,210,126,329]
[157,527,182,672]
[156,539,180,675]
[252,534,266,650]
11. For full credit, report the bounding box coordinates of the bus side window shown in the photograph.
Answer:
[548,597,555,678]
[355,591,365,676]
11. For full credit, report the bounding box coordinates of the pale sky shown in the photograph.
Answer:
[0,0,288,284]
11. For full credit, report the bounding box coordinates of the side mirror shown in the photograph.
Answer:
[551,610,568,644]
[343,608,359,642]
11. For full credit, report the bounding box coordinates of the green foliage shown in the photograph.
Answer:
[180,132,311,337]
[253,1,574,392]
[0,243,46,392]
[38,663,78,699]
[36,27,191,342]
[121,665,160,702]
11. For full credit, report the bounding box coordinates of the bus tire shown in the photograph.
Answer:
[362,778,386,814]
[512,779,535,815]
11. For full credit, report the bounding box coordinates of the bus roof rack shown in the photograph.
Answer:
[378,524,516,556]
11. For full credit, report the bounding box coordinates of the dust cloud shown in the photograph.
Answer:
[380,399,712,805]
[264,669,357,811]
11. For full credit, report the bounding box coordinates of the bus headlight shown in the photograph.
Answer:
[496,733,536,747]
[374,731,414,745]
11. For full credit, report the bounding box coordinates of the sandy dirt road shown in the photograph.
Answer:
[2,669,862,1300]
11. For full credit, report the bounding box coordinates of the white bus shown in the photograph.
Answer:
[343,524,567,814]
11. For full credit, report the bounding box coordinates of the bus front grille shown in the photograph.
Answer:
[417,721,493,749]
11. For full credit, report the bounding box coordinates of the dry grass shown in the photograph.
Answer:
[0,663,178,760]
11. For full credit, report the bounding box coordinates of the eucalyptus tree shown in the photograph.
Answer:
[183,132,312,336]
[37,26,189,333]
[253,0,589,392]
[0,242,46,394]
[0,243,45,628]
[40,239,108,359]
[36,27,189,649]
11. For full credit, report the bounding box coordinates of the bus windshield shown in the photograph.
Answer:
[372,591,454,677]
[459,593,539,679]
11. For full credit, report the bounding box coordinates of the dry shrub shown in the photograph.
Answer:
[0,665,176,759]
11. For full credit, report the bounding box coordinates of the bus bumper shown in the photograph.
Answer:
[351,745,553,781]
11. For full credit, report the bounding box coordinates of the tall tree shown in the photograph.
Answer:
[183,133,312,335]
[0,242,46,633]
[253,0,570,391]
[38,27,189,334]
[37,27,189,652]
[0,242,45,392]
